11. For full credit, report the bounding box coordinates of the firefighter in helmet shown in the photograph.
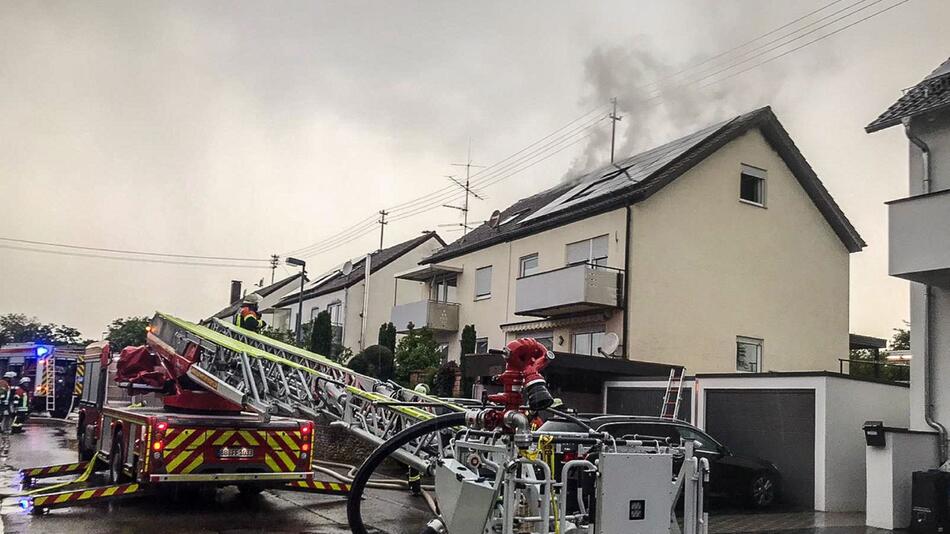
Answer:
[235,294,265,333]
[11,377,31,433]
[0,372,15,434]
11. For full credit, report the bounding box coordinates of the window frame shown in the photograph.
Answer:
[571,328,606,356]
[566,235,609,267]
[736,336,764,373]
[474,337,489,354]
[474,265,493,300]
[519,253,540,277]
[326,301,343,327]
[739,163,767,207]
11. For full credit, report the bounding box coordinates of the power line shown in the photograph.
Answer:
[0,236,270,262]
[0,244,269,269]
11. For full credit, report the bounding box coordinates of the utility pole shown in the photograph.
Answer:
[609,97,623,164]
[377,210,388,251]
[447,141,485,235]
[269,254,279,284]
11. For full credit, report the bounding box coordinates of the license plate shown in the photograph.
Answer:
[218,446,254,458]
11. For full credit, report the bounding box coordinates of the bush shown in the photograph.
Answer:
[348,345,394,381]
[461,324,476,356]
[432,361,459,397]
[378,322,397,352]
[394,325,441,387]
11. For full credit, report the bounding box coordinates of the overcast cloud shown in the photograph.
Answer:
[1,0,947,340]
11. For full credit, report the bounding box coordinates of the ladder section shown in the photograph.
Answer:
[42,356,56,413]
[155,314,458,472]
[660,367,685,420]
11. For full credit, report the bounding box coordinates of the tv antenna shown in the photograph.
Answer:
[445,140,485,235]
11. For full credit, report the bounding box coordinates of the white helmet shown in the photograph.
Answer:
[243,294,262,306]
[18,377,30,385]
[3,372,15,379]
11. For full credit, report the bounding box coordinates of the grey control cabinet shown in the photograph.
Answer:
[595,452,673,534]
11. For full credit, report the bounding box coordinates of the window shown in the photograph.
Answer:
[327,302,343,326]
[566,235,608,267]
[520,331,554,350]
[309,306,320,321]
[475,337,489,354]
[436,343,449,360]
[519,254,539,277]
[739,164,766,206]
[572,329,606,356]
[736,336,763,372]
[475,266,492,299]
[431,274,458,303]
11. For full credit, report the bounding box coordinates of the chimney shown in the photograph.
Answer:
[230,280,242,304]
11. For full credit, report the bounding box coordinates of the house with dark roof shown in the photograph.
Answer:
[272,232,444,354]
[211,272,306,329]
[395,106,863,373]
[863,55,950,530]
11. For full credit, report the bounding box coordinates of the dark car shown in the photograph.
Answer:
[538,415,781,508]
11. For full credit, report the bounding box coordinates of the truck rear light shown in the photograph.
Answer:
[300,422,312,435]
[155,421,168,432]
[301,442,310,452]
[152,440,164,452]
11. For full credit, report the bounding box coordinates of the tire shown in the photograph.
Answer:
[77,419,93,462]
[52,408,68,419]
[109,431,128,484]
[748,472,778,508]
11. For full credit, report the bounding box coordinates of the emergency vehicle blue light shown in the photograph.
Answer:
[19,499,29,510]
[35,346,49,357]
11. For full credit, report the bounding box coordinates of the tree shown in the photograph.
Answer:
[890,323,910,351]
[106,316,150,351]
[309,311,333,356]
[460,324,477,356]
[378,322,397,353]
[432,361,459,397]
[348,345,394,381]
[0,313,87,346]
[261,325,297,346]
[393,324,442,387]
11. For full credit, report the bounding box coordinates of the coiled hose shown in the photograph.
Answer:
[347,412,465,534]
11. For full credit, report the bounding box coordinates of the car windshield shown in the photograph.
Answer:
[537,419,586,433]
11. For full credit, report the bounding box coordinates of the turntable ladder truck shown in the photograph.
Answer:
[17,313,354,515]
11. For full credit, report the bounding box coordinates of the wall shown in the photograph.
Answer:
[866,430,938,530]
[823,377,909,511]
[906,108,950,435]
[435,209,627,362]
[628,129,852,373]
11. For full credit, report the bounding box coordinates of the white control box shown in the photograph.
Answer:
[595,452,673,534]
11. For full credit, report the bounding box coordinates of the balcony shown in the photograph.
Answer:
[888,189,950,287]
[391,300,460,333]
[515,264,623,317]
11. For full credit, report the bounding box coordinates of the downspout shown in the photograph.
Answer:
[903,117,947,463]
[622,205,632,359]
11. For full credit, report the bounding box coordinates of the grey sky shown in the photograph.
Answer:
[1,0,947,340]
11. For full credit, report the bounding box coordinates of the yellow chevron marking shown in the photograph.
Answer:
[79,490,97,500]
[188,431,209,449]
[180,455,204,474]
[264,453,281,472]
[273,450,295,471]
[330,482,341,492]
[34,496,48,506]
[213,430,236,446]
[164,450,194,473]
[166,429,194,449]
[102,486,119,497]
[49,465,61,473]
[54,493,72,504]
[278,432,299,451]
[125,484,139,493]
[238,431,259,446]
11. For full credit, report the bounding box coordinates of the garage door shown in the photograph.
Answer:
[704,389,815,508]
[605,387,693,423]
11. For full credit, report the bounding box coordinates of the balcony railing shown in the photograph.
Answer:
[888,189,950,287]
[515,263,623,317]
[391,300,460,333]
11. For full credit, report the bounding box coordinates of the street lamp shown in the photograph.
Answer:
[286,256,307,344]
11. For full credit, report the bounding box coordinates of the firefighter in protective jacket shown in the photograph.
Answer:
[235,294,265,333]
[12,377,31,433]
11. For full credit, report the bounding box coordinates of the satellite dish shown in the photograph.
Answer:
[599,332,620,356]
[341,261,353,276]
[488,210,502,229]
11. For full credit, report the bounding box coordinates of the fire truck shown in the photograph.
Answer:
[19,313,349,514]
[0,343,81,418]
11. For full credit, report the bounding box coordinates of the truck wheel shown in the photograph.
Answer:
[77,419,93,462]
[109,432,128,484]
[52,407,69,419]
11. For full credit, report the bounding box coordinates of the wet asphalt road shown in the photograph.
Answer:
[0,419,430,534]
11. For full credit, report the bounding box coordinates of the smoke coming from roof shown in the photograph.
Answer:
[563,33,818,183]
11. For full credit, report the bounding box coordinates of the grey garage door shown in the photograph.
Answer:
[704,389,815,508]
[605,387,693,423]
